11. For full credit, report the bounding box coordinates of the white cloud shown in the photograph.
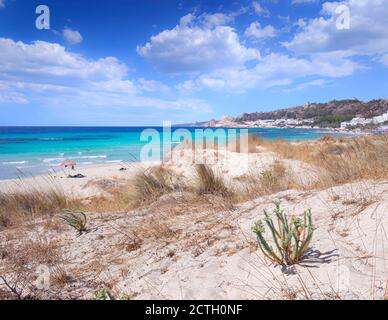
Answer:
[0,38,127,81]
[0,82,28,104]
[176,53,359,94]
[138,10,359,95]
[245,21,278,40]
[137,78,170,93]
[380,54,388,67]
[285,0,388,66]
[198,13,234,28]
[0,92,28,104]
[252,1,270,17]
[282,79,328,93]
[0,37,212,114]
[296,18,306,28]
[137,13,260,73]
[0,0,5,9]
[90,79,138,95]
[62,28,83,45]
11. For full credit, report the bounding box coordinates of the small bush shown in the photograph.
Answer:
[252,201,314,266]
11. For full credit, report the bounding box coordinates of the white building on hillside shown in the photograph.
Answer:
[340,111,388,129]
[373,111,388,124]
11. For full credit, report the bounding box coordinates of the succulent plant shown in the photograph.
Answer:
[91,288,134,300]
[60,209,87,234]
[252,201,314,266]
[92,288,112,300]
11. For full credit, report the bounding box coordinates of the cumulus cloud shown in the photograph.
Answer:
[245,21,278,40]
[0,38,127,81]
[284,0,388,66]
[176,52,359,94]
[135,4,369,95]
[0,37,211,114]
[137,13,260,73]
[62,28,83,45]
[138,10,360,94]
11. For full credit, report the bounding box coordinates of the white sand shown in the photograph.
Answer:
[0,145,320,198]
[0,148,387,300]
[0,161,159,198]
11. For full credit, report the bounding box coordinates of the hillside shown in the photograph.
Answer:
[202,99,388,128]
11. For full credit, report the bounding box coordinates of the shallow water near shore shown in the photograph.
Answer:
[0,126,345,180]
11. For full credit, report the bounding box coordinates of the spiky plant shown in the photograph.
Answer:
[92,288,112,300]
[252,201,314,266]
[60,209,87,234]
[92,288,132,300]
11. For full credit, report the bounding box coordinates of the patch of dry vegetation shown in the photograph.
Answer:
[0,237,62,299]
[84,158,297,214]
[81,166,180,212]
[0,184,79,230]
[129,166,176,205]
[236,160,294,202]
[193,164,233,197]
[253,134,388,188]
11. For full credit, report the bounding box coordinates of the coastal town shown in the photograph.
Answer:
[201,99,388,132]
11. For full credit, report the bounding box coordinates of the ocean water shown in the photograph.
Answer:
[0,127,344,180]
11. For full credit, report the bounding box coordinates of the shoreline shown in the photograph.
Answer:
[0,126,372,182]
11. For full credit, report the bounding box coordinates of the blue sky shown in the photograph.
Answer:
[0,0,387,126]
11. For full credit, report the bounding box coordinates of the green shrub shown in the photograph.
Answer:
[252,201,314,266]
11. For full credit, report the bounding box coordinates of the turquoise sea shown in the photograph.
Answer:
[0,127,346,180]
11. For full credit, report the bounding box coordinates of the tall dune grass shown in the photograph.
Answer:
[253,134,388,187]
[194,164,233,197]
[0,186,77,229]
[129,166,175,205]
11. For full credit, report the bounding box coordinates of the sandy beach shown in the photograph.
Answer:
[0,143,319,199]
[0,161,159,199]
[1,135,387,300]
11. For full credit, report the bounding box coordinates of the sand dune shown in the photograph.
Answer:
[0,140,387,300]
